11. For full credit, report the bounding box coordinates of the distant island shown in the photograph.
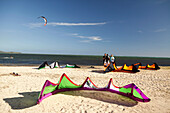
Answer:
[0,51,21,54]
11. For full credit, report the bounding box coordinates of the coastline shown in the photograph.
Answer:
[0,65,170,69]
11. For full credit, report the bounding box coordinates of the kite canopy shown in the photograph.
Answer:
[104,62,139,73]
[49,61,59,69]
[38,16,47,26]
[38,61,49,70]
[134,63,160,70]
[65,64,80,68]
[37,73,150,104]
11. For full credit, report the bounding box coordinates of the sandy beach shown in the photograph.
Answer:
[0,66,170,113]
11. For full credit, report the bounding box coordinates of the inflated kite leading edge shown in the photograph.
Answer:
[134,63,160,70]
[37,73,150,104]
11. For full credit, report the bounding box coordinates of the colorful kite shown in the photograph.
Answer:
[104,62,139,73]
[38,61,80,69]
[38,16,47,26]
[37,73,150,104]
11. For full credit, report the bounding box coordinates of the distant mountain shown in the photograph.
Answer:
[0,51,21,54]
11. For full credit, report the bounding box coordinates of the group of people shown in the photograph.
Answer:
[103,53,115,66]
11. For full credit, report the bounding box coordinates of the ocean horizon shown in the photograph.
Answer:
[0,53,170,66]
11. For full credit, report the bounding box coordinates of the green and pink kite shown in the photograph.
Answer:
[37,73,150,104]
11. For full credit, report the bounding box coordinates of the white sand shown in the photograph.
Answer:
[0,66,170,113]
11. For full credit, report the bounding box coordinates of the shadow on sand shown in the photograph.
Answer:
[32,68,39,70]
[3,91,39,110]
[59,90,138,107]
[3,90,138,110]
[91,70,105,73]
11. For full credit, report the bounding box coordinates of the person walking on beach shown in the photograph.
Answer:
[110,54,115,64]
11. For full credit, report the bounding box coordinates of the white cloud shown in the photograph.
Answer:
[72,34,102,42]
[71,33,79,36]
[80,40,92,43]
[155,0,168,4]
[48,22,106,26]
[154,28,167,32]
[137,30,143,33]
[24,23,43,28]
[88,36,102,41]
[26,22,106,28]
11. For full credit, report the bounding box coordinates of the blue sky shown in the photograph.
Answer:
[0,0,170,57]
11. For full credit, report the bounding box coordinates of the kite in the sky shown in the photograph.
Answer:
[38,16,47,26]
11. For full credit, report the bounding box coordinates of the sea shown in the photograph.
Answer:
[0,53,170,66]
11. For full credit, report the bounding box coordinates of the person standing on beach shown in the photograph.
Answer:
[110,54,115,64]
[106,54,110,64]
[103,53,107,65]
